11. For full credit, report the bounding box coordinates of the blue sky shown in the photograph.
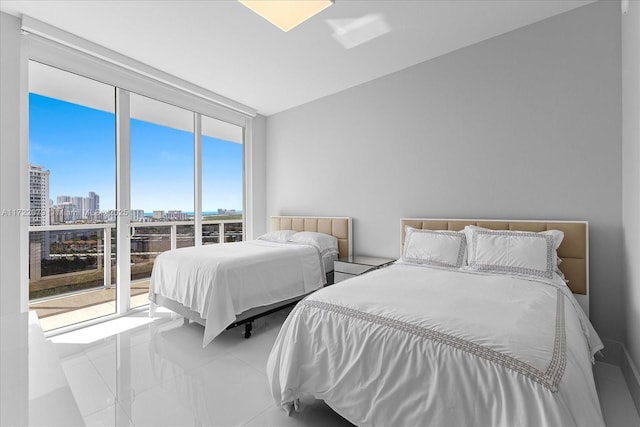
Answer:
[29,93,243,212]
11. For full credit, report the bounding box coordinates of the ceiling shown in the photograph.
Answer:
[0,0,595,116]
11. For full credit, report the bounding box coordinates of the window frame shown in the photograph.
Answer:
[23,17,254,332]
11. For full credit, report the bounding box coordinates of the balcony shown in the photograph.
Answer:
[28,218,243,332]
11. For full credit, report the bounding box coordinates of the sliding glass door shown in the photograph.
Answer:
[129,93,195,309]
[27,61,245,332]
[28,61,118,331]
[201,115,244,244]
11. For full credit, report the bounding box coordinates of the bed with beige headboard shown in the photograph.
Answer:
[400,218,589,316]
[267,218,602,427]
[271,215,352,259]
[149,215,352,344]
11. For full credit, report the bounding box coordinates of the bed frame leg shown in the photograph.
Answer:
[244,322,252,339]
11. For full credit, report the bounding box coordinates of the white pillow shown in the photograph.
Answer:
[288,231,338,256]
[464,225,564,279]
[256,230,298,243]
[402,226,467,268]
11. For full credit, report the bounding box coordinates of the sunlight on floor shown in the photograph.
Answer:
[30,279,150,332]
[49,314,159,345]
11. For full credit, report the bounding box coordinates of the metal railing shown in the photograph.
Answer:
[28,219,243,300]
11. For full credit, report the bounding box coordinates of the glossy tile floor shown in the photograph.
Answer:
[48,308,640,427]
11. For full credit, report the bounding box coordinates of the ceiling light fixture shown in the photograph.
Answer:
[239,0,334,32]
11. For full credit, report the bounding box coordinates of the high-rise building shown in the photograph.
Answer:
[50,205,65,224]
[29,165,50,226]
[59,202,78,223]
[81,191,100,219]
[82,197,91,219]
[56,192,100,221]
[70,196,83,220]
[130,209,145,222]
[88,191,99,218]
[167,210,188,221]
[29,165,51,266]
[152,210,164,220]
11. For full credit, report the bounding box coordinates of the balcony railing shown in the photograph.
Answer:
[28,219,243,301]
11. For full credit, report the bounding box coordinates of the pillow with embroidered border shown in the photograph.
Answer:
[463,225,564,280]
[402,226,467,269]
[287,231,338,257]
[256,230,298,243]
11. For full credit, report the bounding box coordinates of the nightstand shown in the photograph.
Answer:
[333,256,395,283]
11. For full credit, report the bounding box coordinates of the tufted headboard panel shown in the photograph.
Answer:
[271,216,352,259]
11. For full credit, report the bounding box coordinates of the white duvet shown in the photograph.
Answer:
[149,240,326,347]
[267,263,605,427]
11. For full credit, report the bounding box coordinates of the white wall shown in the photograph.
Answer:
[0,11,29,426]
[0,12,25,318]
[266,1,623,341]
[622,0,640,390]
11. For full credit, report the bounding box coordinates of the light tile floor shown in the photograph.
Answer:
[593,361,640,427]
[49,308,640,427]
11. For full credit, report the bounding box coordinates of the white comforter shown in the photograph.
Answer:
[267,263,605,427]
[149,240,325,347]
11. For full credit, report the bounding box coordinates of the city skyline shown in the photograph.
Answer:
[28,170,241,225]
[29,93,243,213]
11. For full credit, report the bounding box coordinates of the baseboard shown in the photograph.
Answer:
[621,345,640,416]
[596,338,640,416]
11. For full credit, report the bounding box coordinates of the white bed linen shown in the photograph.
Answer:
[267,263,604,427]
[323,252,338,273]
[149,240,325,347]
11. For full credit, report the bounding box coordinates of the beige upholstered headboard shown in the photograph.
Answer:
[271,216,352,259]
[400,218,588,296]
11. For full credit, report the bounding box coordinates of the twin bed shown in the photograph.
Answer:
[149,216,605,427]
[148,216,352,346]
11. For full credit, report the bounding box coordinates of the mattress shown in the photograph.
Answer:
[149,240,326,347]
[267,263,604,427]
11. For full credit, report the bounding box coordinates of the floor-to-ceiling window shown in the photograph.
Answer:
[129,93,195,309]
[28,61,118,331]
[26,59,246,332]
[201,115,244,245]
